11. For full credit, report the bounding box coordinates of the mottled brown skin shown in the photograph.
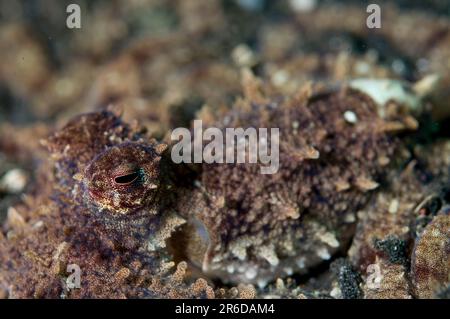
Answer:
[0,85,446,298]
[175,84,404,285]
[0,109,207,298]
[0,0,449,299]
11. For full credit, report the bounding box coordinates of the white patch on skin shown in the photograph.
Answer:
[258,245,280,266]
[231,245,247,261]
[316,247,331,260]
[344,213,356,223]
[303,146,320,159]
[343,111,358,124]
[355,176,379,191]
[212,255,223,263]
[32,221,44,229]
[230,238,254,261]
[147,212,186,251]
[318,232,340,248]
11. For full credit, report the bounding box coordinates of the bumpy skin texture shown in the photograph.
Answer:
[1,84,446,298]
[0,109,212,298]
[176,83,403,285]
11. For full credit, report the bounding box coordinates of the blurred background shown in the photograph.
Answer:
[0,0,449,124]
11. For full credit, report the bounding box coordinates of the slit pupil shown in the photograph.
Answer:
[114,171,139,185]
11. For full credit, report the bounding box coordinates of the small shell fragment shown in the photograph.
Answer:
[0,169,28,194]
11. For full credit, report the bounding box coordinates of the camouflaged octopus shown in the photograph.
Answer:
[0,108,212,298]
[0,79,446,298]
[177,84,400,286]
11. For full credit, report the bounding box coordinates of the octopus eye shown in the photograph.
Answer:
[113,170,140,186]
[85,142,162,214]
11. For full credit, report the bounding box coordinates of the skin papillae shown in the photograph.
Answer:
[0,83,428,298]
[179,81,411,286]
[0,110,210,298]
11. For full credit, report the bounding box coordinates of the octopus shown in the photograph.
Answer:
[0,74,448,298]
[0,107,210,298]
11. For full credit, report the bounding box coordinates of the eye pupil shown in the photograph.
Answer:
[114,171,139,185]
